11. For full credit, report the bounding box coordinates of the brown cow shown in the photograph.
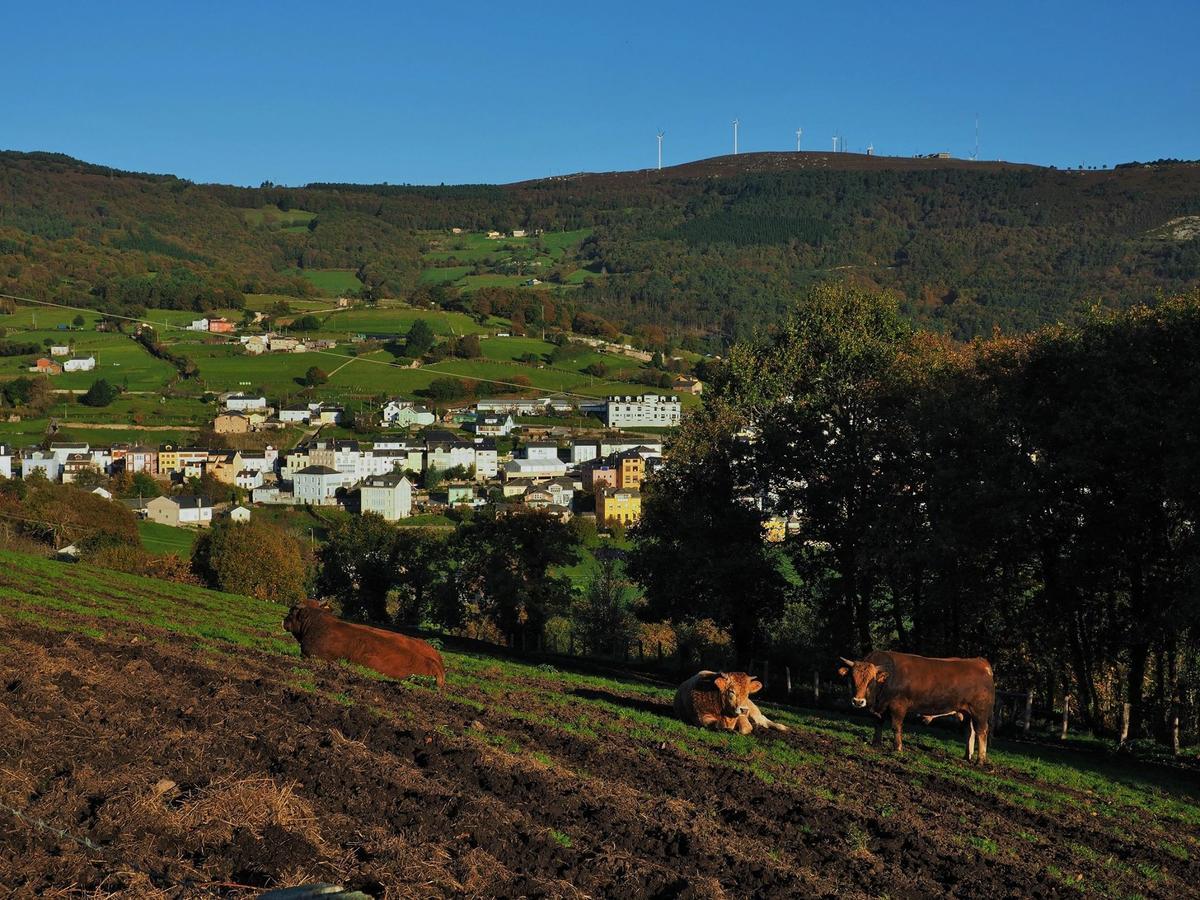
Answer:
[838,651,994,763]
[283,603,446,688]
[673,671,788,735]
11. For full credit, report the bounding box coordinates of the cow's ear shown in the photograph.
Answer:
[875,671,889,684]
[712,674,729,691]
[748,678,763,694]
[837,666,849,677]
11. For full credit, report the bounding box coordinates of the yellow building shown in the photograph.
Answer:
[597,486,641,527]
[615,451,645,490]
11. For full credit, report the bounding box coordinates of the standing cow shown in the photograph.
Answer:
[837,651,994,763]
[284,602,446,688]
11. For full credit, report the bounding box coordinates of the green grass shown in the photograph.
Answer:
[2,544,1197,890]
[285,268,361,296]
[137,520,199,556]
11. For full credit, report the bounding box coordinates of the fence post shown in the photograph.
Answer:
[1060,695,1070,740]
[1023,689,1033,736]
[813,670,821,704]
[785,665,792,696]
[1118,702,1131,748]
[657,641,663,663]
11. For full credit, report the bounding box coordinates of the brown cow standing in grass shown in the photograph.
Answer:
[674,671,789,735]
[283,602,446,688]
[838,650,994,763]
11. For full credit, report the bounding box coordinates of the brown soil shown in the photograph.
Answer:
[1,623,1196,898]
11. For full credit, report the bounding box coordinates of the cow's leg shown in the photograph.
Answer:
[747,702,789,732]
[965,719,976,762]
[976,719,990,765]
[871,719,884,747]
[734,715,753,735]
[698,714,723,730]
[891,708,906,753]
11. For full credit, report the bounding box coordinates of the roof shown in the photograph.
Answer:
[156,495,213,509]
[362,470,411,488]
[296,465,341,476]
[525,441,559,449]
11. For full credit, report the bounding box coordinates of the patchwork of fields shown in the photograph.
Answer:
[0,551,1197,896]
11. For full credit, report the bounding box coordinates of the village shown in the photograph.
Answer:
[0,391,693,538]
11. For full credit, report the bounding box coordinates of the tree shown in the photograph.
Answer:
[303,366,328,387]
[292,315,322,331]
[574,553,642,656]
[628,402,790,666]
[405,319,435,357]
[192,520,308,603]
[318,514,405,621]
[424,377,469,402]
[448,512,581,643]
[79,378,120,407]
[72,314,85,327]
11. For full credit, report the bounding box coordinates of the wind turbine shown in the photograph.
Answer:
[657,130,664,170]
[832,136,838,152]
[732,118,740,155]
[795,127,803,151]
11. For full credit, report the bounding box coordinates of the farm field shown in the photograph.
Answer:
[1,551,1197,896]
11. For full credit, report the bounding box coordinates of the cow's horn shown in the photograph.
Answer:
[839,657,857,667]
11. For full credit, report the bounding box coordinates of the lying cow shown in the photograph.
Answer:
[838,651,994,764]
[283,602,446,688]
[674,671,788,735]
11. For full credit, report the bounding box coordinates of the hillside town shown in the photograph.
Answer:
[3,391,684,531]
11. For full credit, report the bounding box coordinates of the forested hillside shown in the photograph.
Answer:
[2,150,1199,347]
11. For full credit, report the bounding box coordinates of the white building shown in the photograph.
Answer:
[63,356,96,373]
[225,393,268,412]
[146,495,213,527]
[279,405,312,424]
[50,345,70,357]
[503,442,567,478]
[229,505,252,522]
[22,451,61,481]
[189,318,210,332]
[292,465,350,506]
[476,414,515,437]
[603,394,681,428]
[235,469,264,490]
[0,444,14,479]
[238,446,278,475]
[359,470,413,521]
[381,400,436,428]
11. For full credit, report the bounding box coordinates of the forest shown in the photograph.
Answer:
[1,150,1199,348]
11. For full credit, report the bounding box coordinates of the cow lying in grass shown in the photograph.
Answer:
[283,601,446,688]
[674,671,788,735]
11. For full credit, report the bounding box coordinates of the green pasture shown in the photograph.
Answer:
[137,520,198,557]
[286,268,361,296]
[1,544,1197,899]
[239,206,316,228]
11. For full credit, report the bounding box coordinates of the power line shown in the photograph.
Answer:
[0,292,624,403]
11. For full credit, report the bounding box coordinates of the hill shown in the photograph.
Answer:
[1,550,1198,896]
[1,148,1200,349]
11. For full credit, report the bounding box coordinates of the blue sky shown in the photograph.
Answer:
[6,1,1197,185]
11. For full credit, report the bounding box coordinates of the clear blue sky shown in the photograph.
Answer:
[7,1,1197,186]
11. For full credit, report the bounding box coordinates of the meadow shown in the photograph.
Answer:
[0,550,1196,896]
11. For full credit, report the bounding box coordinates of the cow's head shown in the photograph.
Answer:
[283,600,329,636]
[709,672,763,718]
[837,657,888,709]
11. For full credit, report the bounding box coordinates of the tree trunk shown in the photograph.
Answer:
[1127,642,1150,739]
